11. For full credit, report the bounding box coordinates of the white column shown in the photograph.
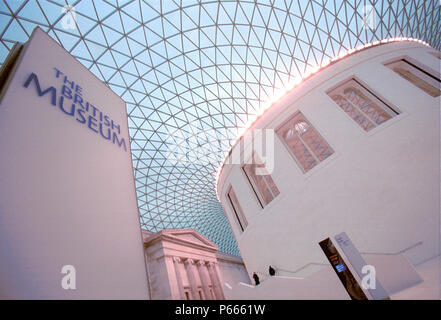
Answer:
[172,257,185,300]
[184,258,202,300]
[196,260,212,300]
[207,261,225,300]
[163,255,182,300]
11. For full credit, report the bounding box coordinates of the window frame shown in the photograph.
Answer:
[275,110,334,174]
[226,185,248,232]
[242,153,280,208]
[326,77,400,132]
[383,56,441,97]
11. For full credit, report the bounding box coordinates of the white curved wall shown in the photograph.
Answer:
[217,41,440,282]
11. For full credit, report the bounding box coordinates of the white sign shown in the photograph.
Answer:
[334,232,389,300]
[0,28,149,299]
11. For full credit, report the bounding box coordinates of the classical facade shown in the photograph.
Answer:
[142,229,249,300]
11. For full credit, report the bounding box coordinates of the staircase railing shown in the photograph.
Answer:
[256,241,424,278]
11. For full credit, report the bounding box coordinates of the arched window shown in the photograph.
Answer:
[276,111,333,172]
[243,153,280,207]
[226,186,248,232]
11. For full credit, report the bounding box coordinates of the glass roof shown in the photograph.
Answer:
[1,0,439,256]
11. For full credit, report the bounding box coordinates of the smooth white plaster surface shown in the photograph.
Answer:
[218,41,441,299]
[0,28,149,299]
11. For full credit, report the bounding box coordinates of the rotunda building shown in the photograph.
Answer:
[216,39,441,287]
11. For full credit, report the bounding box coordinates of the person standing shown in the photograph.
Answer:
[252,272,260,286]
[269,265,275,276]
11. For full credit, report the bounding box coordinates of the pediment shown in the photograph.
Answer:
[143,228,218,252]
[143,228,220,254]
[163,229,218,249]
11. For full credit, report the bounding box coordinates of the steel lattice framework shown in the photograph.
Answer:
[0,0,440,255]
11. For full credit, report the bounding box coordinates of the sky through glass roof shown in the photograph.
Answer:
[0,0,440,255]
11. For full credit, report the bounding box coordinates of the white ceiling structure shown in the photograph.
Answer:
[0,0,440,255]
